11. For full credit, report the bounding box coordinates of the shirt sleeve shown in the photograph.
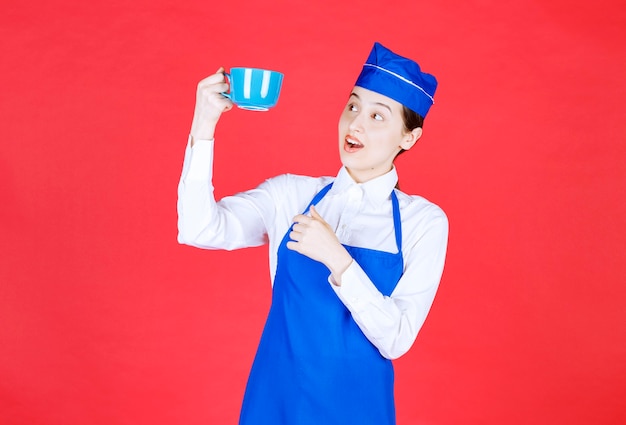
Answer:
[177,136,275,250]
[330,207,449,360]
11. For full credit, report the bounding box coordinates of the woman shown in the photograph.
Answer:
[178,42,448,425]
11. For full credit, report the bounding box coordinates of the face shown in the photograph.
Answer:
[338,86,422,183]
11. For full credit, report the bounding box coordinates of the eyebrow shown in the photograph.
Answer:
[349,92,393,114]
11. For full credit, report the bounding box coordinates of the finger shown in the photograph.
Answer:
[199,78,229,92]
[204,90,234,111]
[286,241,298,252]
[216,99,234,113]
[207,85,231,99]
[289,231,302,242]
[310,206,329,227]
[292,214,311,224]
[200,71,227,86]
[309,205,323,221]
[200,82,230,97]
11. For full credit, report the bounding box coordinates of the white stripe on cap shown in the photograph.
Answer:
[363,63,435,103]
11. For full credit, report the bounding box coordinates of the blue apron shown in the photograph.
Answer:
[239,183,404,425]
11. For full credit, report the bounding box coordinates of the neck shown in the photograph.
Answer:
[345,166,393,184]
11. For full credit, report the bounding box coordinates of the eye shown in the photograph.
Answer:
[348,103,358,112]
[372,113,384,121]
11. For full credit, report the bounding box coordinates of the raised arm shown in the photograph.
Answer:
[177,70,273,250]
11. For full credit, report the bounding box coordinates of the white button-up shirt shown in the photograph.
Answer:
[178,137,448,359]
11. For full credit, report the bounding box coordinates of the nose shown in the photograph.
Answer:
[348,111,364,132]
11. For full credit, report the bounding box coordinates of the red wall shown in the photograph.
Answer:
[2,1,625,424]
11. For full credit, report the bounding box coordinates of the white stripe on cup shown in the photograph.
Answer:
[260,70,271,98]
[244,69,252,99]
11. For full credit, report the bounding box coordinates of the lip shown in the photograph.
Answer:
[344,135,364,153]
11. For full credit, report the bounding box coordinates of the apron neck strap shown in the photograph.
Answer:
[391,190,402,251]
[303,183,334,214]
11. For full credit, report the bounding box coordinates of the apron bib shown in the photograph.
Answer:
[239,183,404,425]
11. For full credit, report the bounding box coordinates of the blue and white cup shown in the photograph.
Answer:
[222,67,284,111]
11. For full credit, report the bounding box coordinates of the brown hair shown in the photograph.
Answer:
[402,105,424,133]
[395,106,425,190]
[396,106,424,158]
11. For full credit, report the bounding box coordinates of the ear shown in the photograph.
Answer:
[400,127,422,151]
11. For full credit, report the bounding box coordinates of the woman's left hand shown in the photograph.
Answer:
[286,206,353,285]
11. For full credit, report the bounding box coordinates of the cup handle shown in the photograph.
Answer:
[221,72,231,99]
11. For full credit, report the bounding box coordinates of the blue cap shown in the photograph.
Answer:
[355,42,438,118]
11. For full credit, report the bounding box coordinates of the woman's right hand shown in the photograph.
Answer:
[189,67,234,142]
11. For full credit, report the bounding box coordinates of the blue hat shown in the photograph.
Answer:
[355,42,438,118]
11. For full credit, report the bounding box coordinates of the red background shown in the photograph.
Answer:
[2,1,625,424]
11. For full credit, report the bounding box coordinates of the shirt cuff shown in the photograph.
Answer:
[185,137,214,182]
[329,261,383,314]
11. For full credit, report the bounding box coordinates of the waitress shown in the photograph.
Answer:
[178,42,449,425]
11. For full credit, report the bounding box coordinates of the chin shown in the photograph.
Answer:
[338,152,354,169]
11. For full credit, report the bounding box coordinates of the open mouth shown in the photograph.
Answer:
[344,136,364,152]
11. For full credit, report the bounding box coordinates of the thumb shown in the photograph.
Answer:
[309,205,323,221]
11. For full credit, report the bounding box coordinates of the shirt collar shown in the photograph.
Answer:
[330,166,399,206]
